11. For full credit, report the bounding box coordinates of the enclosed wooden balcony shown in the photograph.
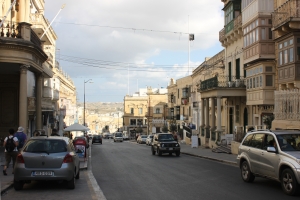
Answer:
[219,14,243,47]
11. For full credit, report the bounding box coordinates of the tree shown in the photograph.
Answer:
[262,115,274,129]
[169,123,177,134]
[162,125,169,133]
[136,127,143,134]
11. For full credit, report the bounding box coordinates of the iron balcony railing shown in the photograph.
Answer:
[198,75,246,92]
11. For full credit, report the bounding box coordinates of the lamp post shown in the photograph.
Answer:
[83,79,92,127]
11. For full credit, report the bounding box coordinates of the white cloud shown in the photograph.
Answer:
[45,0,224,102]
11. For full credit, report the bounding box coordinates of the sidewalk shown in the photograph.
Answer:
[179,142,238,166]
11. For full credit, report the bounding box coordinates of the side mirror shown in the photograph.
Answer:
[267,146,276,153]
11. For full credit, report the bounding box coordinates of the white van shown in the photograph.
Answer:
[114,132,123,142]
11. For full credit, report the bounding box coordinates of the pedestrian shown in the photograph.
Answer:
[51,129,59,136]
[3,128,19,175]
[14,126,27,151]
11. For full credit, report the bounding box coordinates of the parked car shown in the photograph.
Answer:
[114,132,123,142]
[237,129,300,196]
[137,135,147,144]
[92,135,102,144]
[14,136,80,190]
[123,135,129,140]
[146,135,154,145]
[151,133,180,156]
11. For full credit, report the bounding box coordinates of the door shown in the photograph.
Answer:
[247,133,264,173]
[260,134,278,178]
[243,108,248,134]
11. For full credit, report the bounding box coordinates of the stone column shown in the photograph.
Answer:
[205,98,210,137]
[24,0,30,22]
[18,0,25,22]
[200,98,205,134]
[19,65,29,133]
[36,74,43,131]
[210,97,215,130]
[216,97,222,132]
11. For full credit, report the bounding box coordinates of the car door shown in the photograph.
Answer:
[259,134,279,178]
[246,133,264,174]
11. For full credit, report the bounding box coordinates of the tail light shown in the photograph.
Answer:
[63,154,73,163]
[16,154,25,163]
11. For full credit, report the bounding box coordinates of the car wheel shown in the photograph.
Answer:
[241,161,255,183]
[75,169,80,179]
[175,151,180,157]
[157,148,162,156]
[66,174,75,189]
[151,146,156,155]
[14,180,24,191]
[281,168,298,196]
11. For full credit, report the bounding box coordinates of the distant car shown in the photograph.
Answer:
[114,132,123,142]
[14,136,80,190]
[92,135,102,144]
[237,129,300,196]
[151,133,180,156]
[137,135,147,144]
[123,135,129,140]
[146,135,154,145]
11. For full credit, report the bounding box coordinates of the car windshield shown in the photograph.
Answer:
[23,139,67,153]
[141,135,147,138]
[158,134,174,141]
[276,134,300,151]
[115,133,122,137]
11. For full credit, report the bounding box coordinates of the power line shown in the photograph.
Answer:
[55,22,204,35]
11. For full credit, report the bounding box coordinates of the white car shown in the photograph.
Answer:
[114,132,123,142]
[146,135,153,145]
[137,135,147,144]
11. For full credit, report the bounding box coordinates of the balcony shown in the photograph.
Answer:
[43,86,52,98]
[153,113,163,118]
[198,76,246,98]
[272,0,300,33]
[53,89,59,101]
[166,116,174,120]
[29,13,57,45]
[219,14,242,47]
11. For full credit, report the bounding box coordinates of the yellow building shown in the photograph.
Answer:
[123,87,167,138]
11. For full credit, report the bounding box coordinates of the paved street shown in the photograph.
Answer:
[1,140,299,200]
[92,139,296,200]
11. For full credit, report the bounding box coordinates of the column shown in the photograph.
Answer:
[19,65,29,133]
[18,0,25,22]
[205,98,210,136]
[200,98,205,136]
[24,0,30,22]
[36,74,43,131]
[210,97,215,130]
[216,97,222,132]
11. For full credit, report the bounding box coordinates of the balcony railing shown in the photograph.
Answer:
[219,14,242,41]
[0,20,21,38]
[198,76,246,92]
[272,0,300,30]
[274,89,300,121]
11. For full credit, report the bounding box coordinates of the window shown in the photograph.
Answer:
[253,77,255,88]
[138,108,143,115]
[155,108,160,114]
[262,28,266,40]
[284,49,288,64]
[266,75,273,86]
[290,48,294,62]
[260,76,262,87]
[242,134,254,146]
[137,119,143,125]
[130,119,136,125]
[248,133,264,149]
[269,28,272,39]
[266,66,272,72]
[279,52,282,65]
[130,108,134,114]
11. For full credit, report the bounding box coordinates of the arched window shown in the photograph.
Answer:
[156,108,160,114]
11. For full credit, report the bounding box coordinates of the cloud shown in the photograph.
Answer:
[44,0,224,102]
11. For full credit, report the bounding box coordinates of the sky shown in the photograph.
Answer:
[44,0,224,103]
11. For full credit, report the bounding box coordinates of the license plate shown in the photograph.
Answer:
[95,140,99,142]
[32,171,54,176]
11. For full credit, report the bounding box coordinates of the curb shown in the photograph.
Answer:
[1,180,14,196]
[181,152,238,167]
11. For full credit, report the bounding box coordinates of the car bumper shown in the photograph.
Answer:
[158,147,180,152]
[114,138,123,142]
[14,163,75,181]
[93,140,102,143]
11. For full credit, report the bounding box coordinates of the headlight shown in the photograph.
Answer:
[175,143,180,147]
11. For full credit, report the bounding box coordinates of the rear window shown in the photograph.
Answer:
[23,139,67,153]
[115,133,123,137]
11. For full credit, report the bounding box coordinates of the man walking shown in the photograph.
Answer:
[14,126,27,151]
[3,129,18,175]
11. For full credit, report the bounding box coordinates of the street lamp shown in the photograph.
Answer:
[84,79,93,127]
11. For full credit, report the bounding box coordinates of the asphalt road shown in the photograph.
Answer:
[92,139,298,200]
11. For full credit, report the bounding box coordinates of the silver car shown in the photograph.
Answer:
[114,132,123,142]
[237,130,300,196]
[146,135,153,145]
[14,136,80,190]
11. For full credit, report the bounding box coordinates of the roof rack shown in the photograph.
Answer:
[250,129,271,132]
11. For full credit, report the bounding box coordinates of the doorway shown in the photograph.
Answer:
[243,107,248,134]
